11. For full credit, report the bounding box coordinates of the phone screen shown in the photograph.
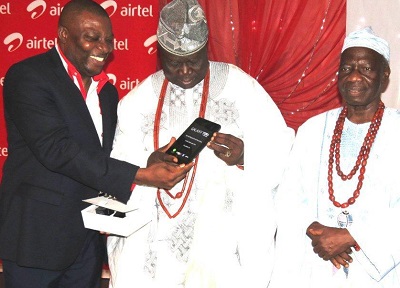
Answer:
[166,117,221,164]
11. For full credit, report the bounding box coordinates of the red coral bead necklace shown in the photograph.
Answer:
[153,69,210,219]
[328,101,384,208]
[328,100,384,251]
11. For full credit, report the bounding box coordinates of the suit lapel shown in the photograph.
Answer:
[99,87,114,152]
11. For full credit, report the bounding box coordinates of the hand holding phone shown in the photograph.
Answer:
[166,117,221,164]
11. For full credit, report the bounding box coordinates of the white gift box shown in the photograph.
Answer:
[81,196,151,237]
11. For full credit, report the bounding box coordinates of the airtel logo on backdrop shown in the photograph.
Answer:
[24,0,152,18]
[3,0,157,53]
[4,33,23,52]
[102,1,154,17]
[3,33,57,52]
[101,1,118,17]
[145,35,157,55]
[107,74,117,85]
[3,32,156,55]
[25,1,117,18]
[25,0,119,18]
[107,73,141,91]
[27,0,46,19]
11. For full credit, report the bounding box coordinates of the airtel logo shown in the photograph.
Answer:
[144,35,157,55]
[27,0,46,19]
[25,1,118,19]
[107,73,117,85]
[100,0,118,17]
[4,33,23,52]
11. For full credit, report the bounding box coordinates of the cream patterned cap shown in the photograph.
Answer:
[157,0,208,56]
[342,26,390,63]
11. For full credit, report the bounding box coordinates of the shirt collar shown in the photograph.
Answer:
[55,44,110,99]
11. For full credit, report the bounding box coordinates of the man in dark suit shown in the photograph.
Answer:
[0,0,192,287]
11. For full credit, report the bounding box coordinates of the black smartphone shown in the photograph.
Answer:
[166,117,221,164]
[95,206,126,218]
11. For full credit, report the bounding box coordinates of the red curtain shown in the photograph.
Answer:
[159,0,346,130]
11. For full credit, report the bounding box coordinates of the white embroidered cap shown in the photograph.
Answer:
[157,0,208,56]
[342,26,390,63]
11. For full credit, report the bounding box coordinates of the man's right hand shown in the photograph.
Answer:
[306,221,356,269]
[134,138,194,190]
[329,248,353,269]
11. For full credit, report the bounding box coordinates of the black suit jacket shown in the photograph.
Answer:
[0,48,138,270]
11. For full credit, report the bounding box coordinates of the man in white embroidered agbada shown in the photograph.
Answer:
[270,27,400,287]
[107,0,294,287]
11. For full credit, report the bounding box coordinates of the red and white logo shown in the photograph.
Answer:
[4,33,23,52]
[27,0,46,19]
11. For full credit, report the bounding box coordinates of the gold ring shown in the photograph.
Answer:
[225,149,232,158]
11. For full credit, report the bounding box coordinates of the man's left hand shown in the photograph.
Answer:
[207,132,244,166]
